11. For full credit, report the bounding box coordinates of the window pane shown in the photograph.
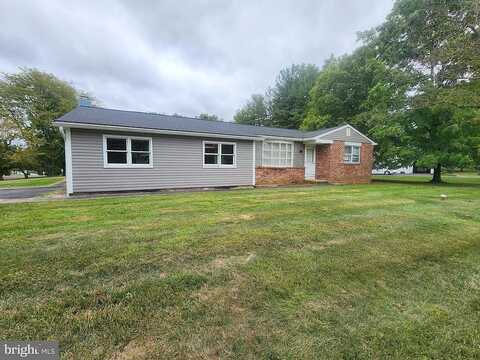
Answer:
[221,144,234,155]
[204,154,218,164]
[353,146,360,156]
[132,152,150,164]
[107,151,127,164]
[352,155,360,162]
[131,139,149,151]
[221,155,234,165]
[344,146,352,155]
[107,138,127,151]
[205,143,218,153]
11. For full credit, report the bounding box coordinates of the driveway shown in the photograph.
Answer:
[0,181,65,200]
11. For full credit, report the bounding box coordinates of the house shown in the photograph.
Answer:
[54,103,376,195]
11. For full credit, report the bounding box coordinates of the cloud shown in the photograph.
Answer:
[0,0,393,120]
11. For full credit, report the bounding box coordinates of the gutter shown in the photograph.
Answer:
[54,121,263,141]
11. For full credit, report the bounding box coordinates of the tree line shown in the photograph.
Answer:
[234,0,480,183]
[0,69,84,179]
[1,0,478,183]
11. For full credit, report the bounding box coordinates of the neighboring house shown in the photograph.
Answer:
[54,104,376,195]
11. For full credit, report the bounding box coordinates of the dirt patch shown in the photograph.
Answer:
[110,338,156,360]
[208,253,256,270]
[72,309,95,321]
[467,274,480,290]
[306,238,348,252]
[220,213,256,223]
[71,215,95,222]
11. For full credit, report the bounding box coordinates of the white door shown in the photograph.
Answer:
[305,145,316,180]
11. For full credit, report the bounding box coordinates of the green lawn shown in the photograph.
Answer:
[374,173,480,186]
[1,180,480,359]
[0,176,64,188]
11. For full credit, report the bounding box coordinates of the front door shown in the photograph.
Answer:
[305,145,316,180]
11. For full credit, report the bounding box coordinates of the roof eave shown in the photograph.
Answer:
[54,121,263,141]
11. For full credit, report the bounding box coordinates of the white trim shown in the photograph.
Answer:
[56,121,377,144]
[304,145,316,180]
[57,122,260,141]
[261,140,294,168]
[343,144,361,164]
[258,136,301,142]
[64,127,73,196]
[345,141,362,146]
[202,140,237,168]
[103,134,153,168]
[252,141,256,185]
[311,124,377,145]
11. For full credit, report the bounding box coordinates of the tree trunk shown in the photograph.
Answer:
[22,170,29,179]
[431,164,442,184]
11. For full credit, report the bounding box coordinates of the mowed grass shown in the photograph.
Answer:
[1,180,480,359]
[0,176,64,188]
[374,173,480,186]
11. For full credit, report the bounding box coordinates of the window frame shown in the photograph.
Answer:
[202,140,237,168]
[262,140,294,168]
[343,142,361,164]
[103,134,153,168]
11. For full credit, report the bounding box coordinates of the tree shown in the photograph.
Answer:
[302,47,417,168]
[10,146,38,178]
[0,69,78,176]
[198,113,222,121]
[234,94,271,126]
[363,0,480,182]
[269,64,319,129]
[0,118,19,180]
[0,140,13,180]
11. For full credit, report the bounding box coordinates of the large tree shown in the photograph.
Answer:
[0,118,19,180]
[269,64,319,129]
[302,47,416,168]
[0,69,78,176]
[234,94,271,126]
[363,0,480,182]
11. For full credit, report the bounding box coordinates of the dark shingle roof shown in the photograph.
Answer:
[55,105,343,139]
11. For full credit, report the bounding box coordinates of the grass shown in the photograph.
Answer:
[1,179,480,359]
[374,173,480,186]
[0,176,64,188]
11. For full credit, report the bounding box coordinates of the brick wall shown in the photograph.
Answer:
[255,167,305,185]
[315,141,374,184]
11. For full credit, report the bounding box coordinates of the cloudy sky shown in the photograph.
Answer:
[0,0,393,120]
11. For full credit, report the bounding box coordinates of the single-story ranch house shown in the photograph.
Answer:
[54,104,376,195]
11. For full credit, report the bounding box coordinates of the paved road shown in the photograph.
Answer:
[0,182,65,200]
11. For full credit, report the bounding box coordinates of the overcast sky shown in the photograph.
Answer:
[0,0,393,121]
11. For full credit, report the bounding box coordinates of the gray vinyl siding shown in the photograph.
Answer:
[70,129,254,193]
[254,140,304,167]
[321,127,371,143]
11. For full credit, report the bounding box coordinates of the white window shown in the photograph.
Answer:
[262,141,293,167]
[103,135,153,168]
[346,127,351,136]
[203,141,236,168]
[344,144,361,164]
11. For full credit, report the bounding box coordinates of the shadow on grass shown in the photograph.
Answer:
[373,178,480,189]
